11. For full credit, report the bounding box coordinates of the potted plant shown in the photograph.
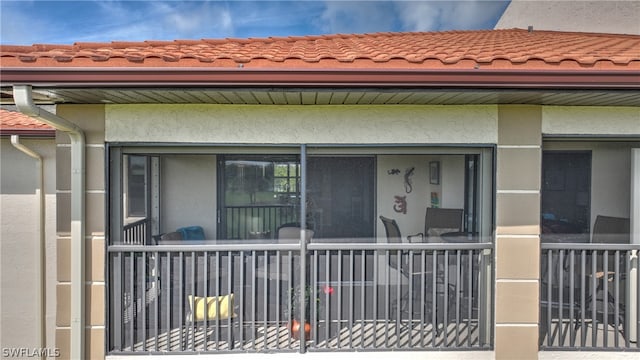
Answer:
[286,285,319,340]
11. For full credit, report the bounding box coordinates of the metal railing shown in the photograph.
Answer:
[107,241,493,354]
[540,243,640,350]
[224,205,298,240]
[123,218,151,245]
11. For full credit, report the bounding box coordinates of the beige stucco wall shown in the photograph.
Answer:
[495,105,542,360]
[495,0,640,35]
[542,106,640,136]
[105,104,499,144]
[54,104,106,360]
[0,137,57,354]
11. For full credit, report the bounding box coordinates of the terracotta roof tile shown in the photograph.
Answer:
[1,29,639,70]
[0,109,54,133]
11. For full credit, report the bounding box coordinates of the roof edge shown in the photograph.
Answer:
[0,129,56,138]
[1,68,639,89]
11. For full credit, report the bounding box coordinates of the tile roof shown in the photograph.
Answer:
[0,108,55,135]
[1,29,639,70]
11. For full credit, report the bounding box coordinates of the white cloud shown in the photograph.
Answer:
[393,1,442,31]
[76,1,235,42]
[394,0,509,31]
[317,1,397,34]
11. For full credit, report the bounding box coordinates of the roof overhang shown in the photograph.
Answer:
[1,67,639,106]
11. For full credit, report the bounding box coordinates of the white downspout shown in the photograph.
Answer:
[10,135,46,359]
[13,85,86,360]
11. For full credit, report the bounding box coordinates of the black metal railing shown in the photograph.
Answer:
[107,241,493,354]
[123,218,151,245]
[540,243,640,350]
[224,205,298,240]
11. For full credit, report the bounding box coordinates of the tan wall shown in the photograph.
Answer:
[495,105,542,359]
[105,104,499,144]
[542,106,640,136]
[0,137,57,355]
[54,104,106,360]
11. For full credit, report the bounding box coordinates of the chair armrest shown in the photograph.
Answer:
[407,233,424,243]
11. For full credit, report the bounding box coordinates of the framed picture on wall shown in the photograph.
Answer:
[429,161,440,185]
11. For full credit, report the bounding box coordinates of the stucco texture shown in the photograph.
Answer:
[542,106,640,135]
[106,105,498,144]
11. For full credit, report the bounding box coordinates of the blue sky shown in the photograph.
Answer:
[0,0,510,45]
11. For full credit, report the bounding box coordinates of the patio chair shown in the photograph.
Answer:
[407,208,464,242]
[587,215,630,339]
[379,216,450,334]
[276,223,314,242]
[177,225,206,240]
[592,215,630,246]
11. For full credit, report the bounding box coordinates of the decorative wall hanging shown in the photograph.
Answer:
[393,195,407,214]
[404,166,415,193]
[429,161,440,185]
[387,168,400,175]
[430,192,440,208]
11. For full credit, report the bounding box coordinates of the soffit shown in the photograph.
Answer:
[1,87,637,106]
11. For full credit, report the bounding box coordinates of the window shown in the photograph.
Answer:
[124,155,148,218]
[541,141,638,243]
[110,146,494,244]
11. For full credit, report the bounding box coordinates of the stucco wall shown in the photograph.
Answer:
[105,104,498,144]
[495,0,640,35]
[542,106,640,135]
[0,137,57,353]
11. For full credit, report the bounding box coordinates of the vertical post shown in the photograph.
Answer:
[628,148,640,341]
[299,144,307,353]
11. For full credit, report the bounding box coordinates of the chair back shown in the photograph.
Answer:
[177,226,206,240]
[277,225,314,242]
[379,216,404,271]
[592,215,630,244]
[425,208,464,237]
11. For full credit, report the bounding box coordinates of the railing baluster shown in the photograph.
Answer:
[431,250,437,346]
[384,250,390,349]
[324,250,330,348]
[348,250,354,348]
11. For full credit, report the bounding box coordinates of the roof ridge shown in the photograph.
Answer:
[0,28,637,50]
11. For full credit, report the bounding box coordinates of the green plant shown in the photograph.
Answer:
[287,285,320,321]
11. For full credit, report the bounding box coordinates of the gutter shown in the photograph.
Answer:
[2,68,639,89]
[10,135,46,359]
[13,85,86,360]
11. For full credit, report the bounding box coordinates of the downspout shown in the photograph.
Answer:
[10,135,45,359]
[13,85,86,360]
